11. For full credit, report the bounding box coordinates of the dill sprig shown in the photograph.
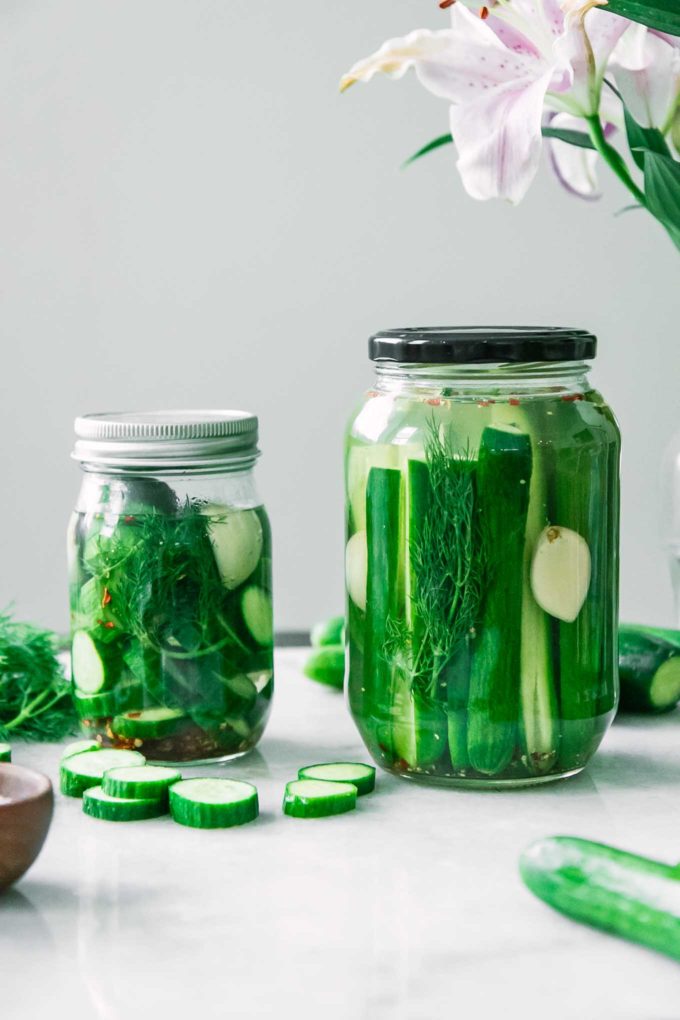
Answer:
[409,422,486,697]
[0,611,77,742]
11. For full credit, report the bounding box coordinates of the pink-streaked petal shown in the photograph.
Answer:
[450,69,553,203]
[555,9,628,112]
[484,12,542,60]
[546,112,601,198]
[611,24,680,128]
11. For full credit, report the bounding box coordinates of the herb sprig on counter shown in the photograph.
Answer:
[0,611,77,741]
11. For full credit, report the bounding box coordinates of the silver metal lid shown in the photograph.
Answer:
[73,410,259,472]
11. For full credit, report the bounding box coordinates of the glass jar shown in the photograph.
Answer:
[345,327,620,787]
[68,410,273,764]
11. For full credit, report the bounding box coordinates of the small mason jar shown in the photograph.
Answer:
[68,411,273,764]
[345,327,620,787]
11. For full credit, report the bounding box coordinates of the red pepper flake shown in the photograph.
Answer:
[509,398,520,406]
[477,400,492,407]
[479,5,490,17]
[560,393,584,402]
[97,619,116,630]
[426,398,443,406]
[123,515,136,524]
[439,0,456,8]
[366,390,379,399]
[101,587,112,607]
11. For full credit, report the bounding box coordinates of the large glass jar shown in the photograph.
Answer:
[68,411,273,764]
[345,328,620,787]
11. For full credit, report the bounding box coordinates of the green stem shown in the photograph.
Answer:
[5,688,64,732]
[586,115,646,207]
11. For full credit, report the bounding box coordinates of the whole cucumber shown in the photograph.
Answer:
[521,836,680,961]
[618,627,680,713]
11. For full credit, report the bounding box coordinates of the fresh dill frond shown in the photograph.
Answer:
[0,610,77,742]
[410,422,486,697]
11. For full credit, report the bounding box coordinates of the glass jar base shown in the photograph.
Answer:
[389,765,585,789]
[146,746,256,768]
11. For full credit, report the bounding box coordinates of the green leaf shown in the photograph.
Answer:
[624,107,670,171]
[402,133,453,168]
[605,0,680,35]
[541,126,596,150]
[404,126,594,169]
[644,151,680,252]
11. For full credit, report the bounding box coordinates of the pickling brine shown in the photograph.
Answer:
[345,328,620,787]
[69,411,273,764]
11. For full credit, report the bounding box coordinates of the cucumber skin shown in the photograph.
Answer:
[363,467,402,757]
[170,783,259,829]
[521,836,680,962]
[60,749,145,797]
[311,617,345,648]
[624,623,680,648]
[298,764,376,796]
[303,647,344,690]
[467,427,532,776]
[102,767,181,802]
[446,641,471,772]
[618,629,680,713]
[83,788,167,822]
[0,743,11,763]
[112,709,185,740]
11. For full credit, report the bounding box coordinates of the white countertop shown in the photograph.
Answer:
[5,648,680,1020]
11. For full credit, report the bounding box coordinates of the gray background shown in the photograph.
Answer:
[1,0,678,633]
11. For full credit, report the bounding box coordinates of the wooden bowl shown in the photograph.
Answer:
[0,765,53,891]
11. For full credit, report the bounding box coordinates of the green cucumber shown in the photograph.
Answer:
[60,748,145,798]
[72,630,119,694]
[222,673,258,706]
[283,779,357,818]
[520,836,680,961]
[203,506,263,590]
[298,762,376,796]
[446,640,471,772]
[169,778,259,828]
[74,691,117,718]
[311,616,345,648]
[364,466,402,755]
[241,587,273,646]
[520,425,558,776]
[622,622,680,649]
[0,742,11,762]
[83,786,167,822]
[61,739,100,760]
[347,443,400,533]
[303,646,344,689]
[111,707,186,739]
[618,629,680,713]
[467,426,532,776]
[102,765,181,801]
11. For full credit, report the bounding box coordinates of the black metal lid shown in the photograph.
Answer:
[368,326,597,364]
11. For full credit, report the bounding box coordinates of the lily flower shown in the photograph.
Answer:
[610,22,680,131]
[340,0,628,203]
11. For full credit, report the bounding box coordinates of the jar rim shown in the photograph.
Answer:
[72,409,259,471]
[369,326,596,365]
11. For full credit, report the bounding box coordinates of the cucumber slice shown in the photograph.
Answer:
[222,673,257,705]
[61,739,100,761]
[83,786,167,822]
[112,707,186,739]
[283,779,357,818]
[72,630,117,694]
[298,762,375,796]
[74,691,117,718]
[203,506,263,590]
[102,765,181,801]
[303,646,344,689]
[619,629,680,713]
[169,778,259,829]
[241,587,273,646]
[311,616,345,648]
[60,748,145,798]
[0,742,11,763]
[345,531,368,612]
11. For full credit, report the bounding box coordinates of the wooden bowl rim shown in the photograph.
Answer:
[0,763,52,808]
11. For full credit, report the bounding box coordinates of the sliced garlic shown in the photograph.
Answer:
[530,525,591,623]
[345,531,368,611]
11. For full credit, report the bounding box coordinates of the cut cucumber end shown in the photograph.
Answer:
[283,779,357,818]
[72,630,108,694]
[0,742,11,763]
[111,707,186,740]
[60,748,146,798]
[169,778,259,828]
[345,531,368,612]
[241,587,274,646]
[203,506,263,590]
[61,739,100,761]
[311,616,345,648]
[298,762,375,796]
[650,657,680,711]
[83,785,167,822]
[102,765,181,801]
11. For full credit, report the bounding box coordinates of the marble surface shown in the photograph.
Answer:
[4,648,680,1020]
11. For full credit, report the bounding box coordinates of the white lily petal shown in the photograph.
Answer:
[556,8,628,112]
[451,69,554,202]
[611,24,680,128]
[547,112,601,197]
[339,29,453,92]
